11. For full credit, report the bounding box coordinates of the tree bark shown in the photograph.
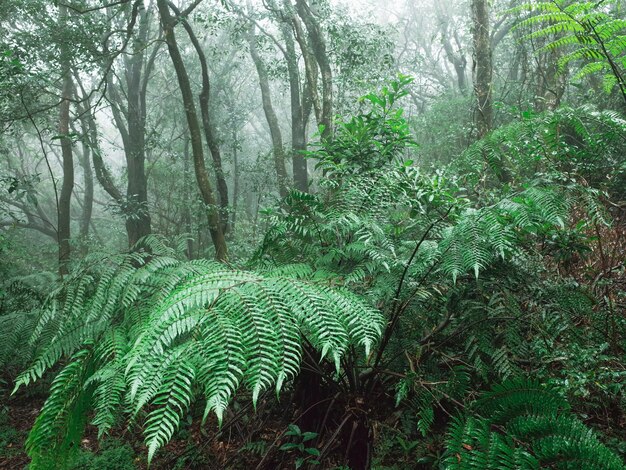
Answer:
[157,0,227,261]
[295,0,332,142]
[279,4,309,192]
[434,2,468,94]
[231,126,240,233]
[125,9,153,246]
[88,113,124,204]
[535,47,567,112]
[57,3,74,276]
[168,1,230,233]
[183,137,194,259]
[104,8,156,247]
[247,25,289,198]
[472,0,493,138]
[291,13,321,128]
[77,113,93,254]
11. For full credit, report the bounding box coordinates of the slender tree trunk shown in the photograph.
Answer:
[296,0,333,141]
[279,10,309,192]
[199,77,229,234]
[124,10,153,246]
[157,0,227,261]
[535,47,567,112]
[291,13,321,126]
[75,76,127,215]
[57,3,74,276]
[125,94,151,247]
[88,113,124,204]
[77,114,93,255]
[247,26,289,198]
[231,126,240,233]
[104,9,157,248]
[435,2,468,94]
[472,0,493,139]
[168,2,230,233]
[183,137,194,259]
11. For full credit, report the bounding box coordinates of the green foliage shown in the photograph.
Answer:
[0,272,55,371]
[312,74,417,177]
[279,424,321,468]
[261,152,601,305]
[326,9,396,113]
[444,378,624,469]
[256,78,625,468]
[514,0,626,98]
[69,439,136,470]
[410,92,474,166]
[14,236,383,466]
[5,72,625,470]
[456,105,626,198]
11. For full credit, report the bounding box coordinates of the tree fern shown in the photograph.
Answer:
[14,237,384,466]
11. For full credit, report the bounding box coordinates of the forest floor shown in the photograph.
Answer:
[0,393,37,469]
[0,386,332,470]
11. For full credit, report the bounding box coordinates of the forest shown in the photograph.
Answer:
[0,0,625,468]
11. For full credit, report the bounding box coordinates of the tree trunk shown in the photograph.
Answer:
[535,47,567,112]
[77,113,93,255]
[88,115,124,204]
[279,7,309,192]
[296,0,333,142]
[157,0,227,261]
[472,0,493,139]
[57,3,74,276]
[183,137,194,259]
[125,9,153,246]
[435,2,468,94]
[247,26,289,198]
[291,12,321,128]
[231,126,240,233]
[125,73,151,247]
[104,9,156,248]
[75,77,128,224]
[169,3,230,234]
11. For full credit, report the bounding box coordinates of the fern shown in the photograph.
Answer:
[456,105,626,199]
[444,378,625,469]
[14,240,384,466]
[514,0,626,101]
[26,347,95,469]
[0,272,55,370]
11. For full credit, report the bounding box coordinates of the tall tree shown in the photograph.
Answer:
[168,2,230,233]
[247,24,289,198]
[75,103,94,254]
[435,0,468,93]
[57,3,74,275]
[295,0,333,142]
[157,0,227,261]
[280,0,314,192]
[244,0,313,193]
[105,7,158,247]
[472,0,493,138]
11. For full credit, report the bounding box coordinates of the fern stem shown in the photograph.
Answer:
[367,207,453,390]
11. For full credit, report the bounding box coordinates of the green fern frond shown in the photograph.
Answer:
[17,253,384,466]
[26,347,95,469]
[516,0,626,98]
[444,378,625,469]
